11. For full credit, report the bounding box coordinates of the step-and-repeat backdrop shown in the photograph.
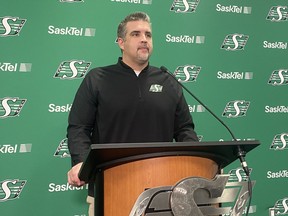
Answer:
[1,1,287,216]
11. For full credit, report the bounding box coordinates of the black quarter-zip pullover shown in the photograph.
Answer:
[67,58,198,196]
[68,58,198,166]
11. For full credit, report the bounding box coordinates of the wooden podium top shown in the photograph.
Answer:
[79,140,260,182]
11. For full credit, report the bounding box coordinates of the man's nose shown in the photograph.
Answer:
[140,34,148,42]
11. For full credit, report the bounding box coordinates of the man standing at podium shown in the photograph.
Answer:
[67,11,198,215]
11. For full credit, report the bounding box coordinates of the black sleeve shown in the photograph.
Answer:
[173,92,199,142]
[67,72,98,166]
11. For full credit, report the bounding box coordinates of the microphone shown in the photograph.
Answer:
[160,66,250,177]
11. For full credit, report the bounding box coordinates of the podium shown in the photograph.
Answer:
[79,140,260,216]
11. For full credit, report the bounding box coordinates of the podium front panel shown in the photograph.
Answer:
[103,156,218,216]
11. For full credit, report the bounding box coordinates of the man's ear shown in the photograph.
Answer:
[117,37,124,50]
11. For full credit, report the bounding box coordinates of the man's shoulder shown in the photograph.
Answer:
[86,64,118,77]
[148,65,160,72]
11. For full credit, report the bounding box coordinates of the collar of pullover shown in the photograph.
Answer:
[118,57,150,74]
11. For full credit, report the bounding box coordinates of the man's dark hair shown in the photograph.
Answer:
[117,12,151,40]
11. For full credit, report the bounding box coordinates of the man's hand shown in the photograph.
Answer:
[67,162,86,187]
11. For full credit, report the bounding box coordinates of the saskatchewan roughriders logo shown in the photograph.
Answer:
[270,133,288,150]
[130,173,255,215]
[0,179,26,202]
[268,69,288,86]
[266,6,288,22]
[221,33,249,51]
[54,138,70,157]
[0,16,26,37]
[0,97,27,119]
[222,100,250,118]
[173,65,201,82]
[54,60,91,79]
[170,0,200,13]
[228,168,252,182]
[269,198,288,216]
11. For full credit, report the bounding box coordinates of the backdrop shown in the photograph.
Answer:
[1,1,287,216]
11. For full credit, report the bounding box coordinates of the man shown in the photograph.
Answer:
[67,11,198,216]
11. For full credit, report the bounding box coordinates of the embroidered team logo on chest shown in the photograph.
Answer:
[149,84,163,92]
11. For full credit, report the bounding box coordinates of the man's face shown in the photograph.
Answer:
[118,20,153,66]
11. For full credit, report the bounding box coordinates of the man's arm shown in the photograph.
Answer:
[173,92,199,142]
[67,71,98,185]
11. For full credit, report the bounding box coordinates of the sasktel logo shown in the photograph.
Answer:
[216,4,252,14]
[54,60,91,79]
[0,144,32,154]
[267,170,288,179]
[188,104,205,113]
[0,16,26,37]
[263,41,287,50]
[0,179,27,202]
[60,0,84,2]
[0,62,32,72]
[111,0,152,4]
[54,138,70,158]
[48,103,72,112]
[222,100,250,118]
[0,97,27,119]
[48,25,95,37]
[166,34,205,44]
[48,182,88,192]
[170,0,200,13]
[269,198,288,216]
[267,6,288,22]
[221,33,249,51]
[270,133,288,150]
[268,69,288,85]
[217,71,253,80]
[173,65,201,82]
[265,105,288,113]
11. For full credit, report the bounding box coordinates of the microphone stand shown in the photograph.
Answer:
[160,66,253,216]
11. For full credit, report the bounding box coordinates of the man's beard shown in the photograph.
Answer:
[136,50,150,64]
